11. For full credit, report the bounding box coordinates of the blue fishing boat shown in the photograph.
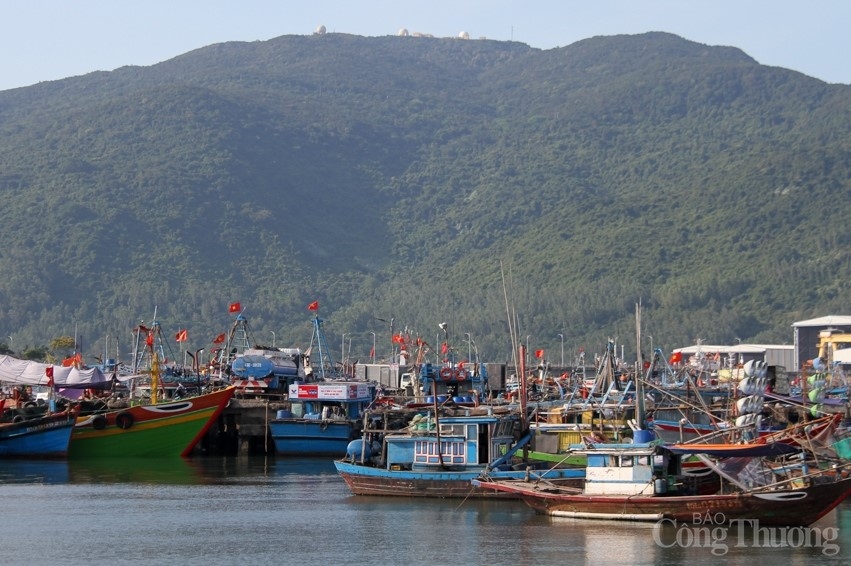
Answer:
[334,405,585,498]
[269,381,376,456]
[0,411,75,459]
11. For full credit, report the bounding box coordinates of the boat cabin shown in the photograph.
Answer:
[282,381,375,421]
[570,443,682,496]
[384,413,519,471]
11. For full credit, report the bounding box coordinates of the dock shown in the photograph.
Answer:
[197,396,291,456]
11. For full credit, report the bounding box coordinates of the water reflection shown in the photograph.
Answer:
[1,458,850,565]
[0,456,342,487]
[545,503,851,564]
[0,459,70,484]
[67,457,207,484]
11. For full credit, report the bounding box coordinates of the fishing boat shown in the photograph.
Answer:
[649,360,842,446]
[0,357,94,459]
[69,385,235,459]
[0,410,76,458]
[334,403,585,498]
[268,381,375,456]
[472,440,851,526]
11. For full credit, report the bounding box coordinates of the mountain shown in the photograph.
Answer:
[0,31,849,365]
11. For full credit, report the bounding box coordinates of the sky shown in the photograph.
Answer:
[2,1,850,92]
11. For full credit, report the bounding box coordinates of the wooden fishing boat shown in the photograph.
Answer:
[0,411,75,459]
[334,405,585,498]
[472,441,851,526]
[69,385,235,459]
[269,381,375,456]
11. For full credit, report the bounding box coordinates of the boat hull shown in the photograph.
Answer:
[69,386,235,459]
[0,413,75,458]
[269,420,358,456]
[473,475,851,526]
[335,460,584,498]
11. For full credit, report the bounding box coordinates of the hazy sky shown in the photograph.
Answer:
[2,0,850,92]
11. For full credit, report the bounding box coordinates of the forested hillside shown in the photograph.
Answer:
[0,31,848,364]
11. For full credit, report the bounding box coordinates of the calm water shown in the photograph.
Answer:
[1,457,850,565]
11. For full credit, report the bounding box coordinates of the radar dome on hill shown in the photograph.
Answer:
[314,25,326,35]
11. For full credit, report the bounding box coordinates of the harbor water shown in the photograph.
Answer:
[1,456,850,565]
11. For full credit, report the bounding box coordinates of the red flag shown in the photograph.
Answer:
[145,332,154,347]
[175,329,188,342]
[535,349,544,359]
[307,300,319,311]
[669,351,683,364]
[369,346,375,357]
[45,366,54,387]
[229,302,241,313]
[61,356,74,367]
[441,342,448,354]
[213,333,226,344]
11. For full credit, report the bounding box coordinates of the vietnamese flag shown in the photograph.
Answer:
[535,349,544,359]
[307,300,319,311]
[669,351,683,364]
[45,366,54,387]
[175,329,188,342]
[213,333,226,344]
[441,342,449,354]
[229,302,241,313]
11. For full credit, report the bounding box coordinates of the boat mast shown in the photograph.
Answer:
[308,314,336,379]
[635,302,646,429]
[519,343,528,432]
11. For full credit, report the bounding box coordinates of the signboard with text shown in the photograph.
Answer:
[288,382,371,400]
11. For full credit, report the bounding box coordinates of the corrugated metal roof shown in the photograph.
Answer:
[791,315,851,327]
[672,344,793,354]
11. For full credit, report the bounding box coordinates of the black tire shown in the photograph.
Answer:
[12,414,25,423]
[92,415,107,430]
[115,411,134,430]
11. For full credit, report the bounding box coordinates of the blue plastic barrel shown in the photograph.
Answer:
[633,429,655,444]
[346,439,372,459]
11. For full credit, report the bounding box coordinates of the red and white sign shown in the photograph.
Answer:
[288,382,370,400]
[232,379,268,390]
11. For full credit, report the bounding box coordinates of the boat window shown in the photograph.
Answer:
[621,456,634,467]
[466,424,477,441]
[440,424,464,437]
